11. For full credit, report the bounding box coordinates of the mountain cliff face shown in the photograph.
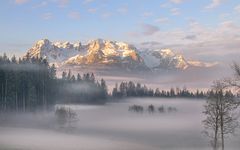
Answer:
[25,39,217,71]
[63,39,146,70]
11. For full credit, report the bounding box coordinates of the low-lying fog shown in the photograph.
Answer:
[58,63,232,91]
[0,98,240,150]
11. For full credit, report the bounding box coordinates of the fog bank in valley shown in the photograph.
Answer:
[1,98,240,150]
[58,63,229,91]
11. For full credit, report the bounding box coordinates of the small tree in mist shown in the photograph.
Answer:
[55,107,68,125]
[203,81,239,150]
[148,104,155,113]
[55,107,77,128]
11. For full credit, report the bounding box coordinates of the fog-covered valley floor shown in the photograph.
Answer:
[1,98,240,150]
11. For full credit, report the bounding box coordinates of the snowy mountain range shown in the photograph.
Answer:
[25,39,218,71]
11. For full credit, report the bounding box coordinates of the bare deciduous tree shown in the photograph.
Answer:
[203,80,239,150]
[203,89,220,150]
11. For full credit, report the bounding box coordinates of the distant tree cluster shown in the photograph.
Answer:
[112,81,206,98]
[56,71,108,104]
[128,104,177,114]
[0,53,56,112]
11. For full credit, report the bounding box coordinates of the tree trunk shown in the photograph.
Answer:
[15,91,18,112]
[214,95,220,150]
[220,97,224,150]
[221,125,224,150]
[1,84,3,111]
[23,93,25,112]
[4,79,7,111]
[214,115,219,150]
[42,80,46,111]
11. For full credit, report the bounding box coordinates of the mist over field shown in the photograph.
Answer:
[1,98,240,150]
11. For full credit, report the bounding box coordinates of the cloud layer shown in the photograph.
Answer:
[135,20,240,63]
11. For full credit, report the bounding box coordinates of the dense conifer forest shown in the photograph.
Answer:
[0,53,56,112]
[0,53,108,112]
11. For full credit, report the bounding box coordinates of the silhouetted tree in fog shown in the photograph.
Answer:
[203,81,239,150]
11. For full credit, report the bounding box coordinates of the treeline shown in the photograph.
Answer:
[56,71,108,104]
[0,53,108,112]
[112,81,206,98]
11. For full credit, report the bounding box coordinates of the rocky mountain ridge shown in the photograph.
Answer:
[25,39,217,71]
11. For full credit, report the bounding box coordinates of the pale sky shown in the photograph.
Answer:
[0,0,240,64]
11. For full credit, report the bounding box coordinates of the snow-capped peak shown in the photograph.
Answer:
[25,39,217,71]
[26,39,81,67]
[36,39,51,46]
[159,49,175,58]
[139,49,189,70]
